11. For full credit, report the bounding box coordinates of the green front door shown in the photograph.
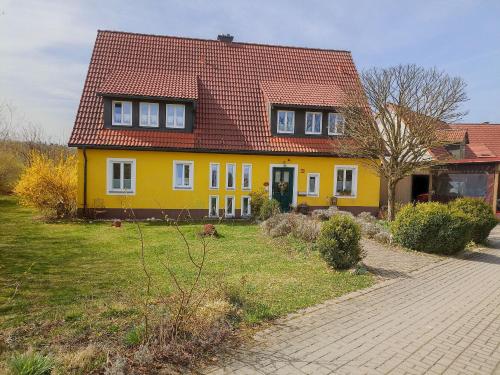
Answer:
[272,167,294,212]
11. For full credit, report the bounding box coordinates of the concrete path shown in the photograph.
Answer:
[208,227,500,374]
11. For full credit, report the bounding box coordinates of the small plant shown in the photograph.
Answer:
[261,213,321,242]
[8,351,54,375]
[258,198,280,220]
[392,202,472,254]
[201,223,218,237]
[124,325,145,347]
[449,198,497,243]
[249,188,268,218]
[315,215,363,269]
[311,206,354,221]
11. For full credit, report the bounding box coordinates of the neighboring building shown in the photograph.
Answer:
[380,123,500,214]
[68,31,380,219]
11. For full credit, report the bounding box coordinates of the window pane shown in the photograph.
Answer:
[112,163,121,189]
[114,103,122,123]
[123,163,131,180]
[309,176,316,193]
[336,170,344,193]
[175,164,183,186]
[306,113,313,132]
[227,165,234,187]
[328,113,335,133]
[286,112,294,131]
[140,104,148,125]
[345,170,353,194]
[278,111,286,131]
[226,197,233,214]
[122,102,131,124]
[243,197,249,215]
[314,114,321,133]
[183,164,190,186]
[176,105,185,127]
[337,114,344,134]
[210,197,218,216]
[243,165,250,188]
[211,165,218,187]
[283,171,289,183]
[167,105,175,127]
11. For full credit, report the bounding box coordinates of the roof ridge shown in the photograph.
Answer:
[97,29,353,54]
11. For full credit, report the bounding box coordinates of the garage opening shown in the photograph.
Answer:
[412,175,430,202]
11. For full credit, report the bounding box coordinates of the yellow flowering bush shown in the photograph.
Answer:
[14,150,77,219]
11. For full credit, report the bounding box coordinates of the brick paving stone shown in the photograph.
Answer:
[207,226,500,374]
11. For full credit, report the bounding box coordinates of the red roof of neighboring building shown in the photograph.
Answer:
[69,31,363,154]
[435,128,467,143]
[449,123,500,159]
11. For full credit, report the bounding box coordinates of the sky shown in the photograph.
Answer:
[1,0,499,143]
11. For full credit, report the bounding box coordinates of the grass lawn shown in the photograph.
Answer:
[0,195,372,370]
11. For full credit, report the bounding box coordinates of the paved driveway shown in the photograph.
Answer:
[209,226,500,374]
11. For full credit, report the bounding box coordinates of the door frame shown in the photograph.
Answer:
[269,164,298,208]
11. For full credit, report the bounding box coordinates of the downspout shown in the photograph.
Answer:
[83,147,88,217]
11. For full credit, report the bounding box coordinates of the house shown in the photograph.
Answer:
[380,122,500,214]
[68,31,380,219]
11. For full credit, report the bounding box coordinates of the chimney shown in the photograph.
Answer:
[217,34,234,43]
[483,121,490,124]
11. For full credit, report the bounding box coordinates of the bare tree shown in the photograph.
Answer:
[338,64,468,220]
[0,101,14,142]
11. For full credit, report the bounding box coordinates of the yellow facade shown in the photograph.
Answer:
[77,149,380,214]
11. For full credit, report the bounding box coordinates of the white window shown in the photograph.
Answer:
[277,110,295,134]
[139,102,159,127]
[241,196,251,217]
[173,161,194,190]
[334,166,358,198]
[305,112,322,134]
[226,163,236,190]
[208,195,219,218]
[209,163,220,189]
[307,173,320,196]
[166,104,186,129]
[242,164,252,190]
[112,101,132,126]
[107,158,136,195]
[225,195,235,217]
[328,113,345,135]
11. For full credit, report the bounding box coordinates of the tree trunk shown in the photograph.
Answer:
[387,179,397,221]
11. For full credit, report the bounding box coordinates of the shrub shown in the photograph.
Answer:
[201,223,218,237]
[392,202,472,254]
[249,189,268,218]
[0,149,22,193]
[315,215,362,269]
[449,198,497,243]
[261,213,321,242]
[14,150,77,219]
[8,351,54,375]
[374,231,392,244]
[124,325,145,347]
[258,198,280,220]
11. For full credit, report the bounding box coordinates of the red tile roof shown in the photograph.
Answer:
[69,31,364,153]
[98,71,198,99]
[449,123,500,159]
[436,128,467,143]
[260,81,346,107]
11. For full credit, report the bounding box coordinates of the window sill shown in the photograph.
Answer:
[307,193,319,197]
[305,132,322,135]
[107,190,135,196]
[139,124,159,128]
[334,194,357,199]
[112,123,133,127]
[173,186,193,191]
[166,126,186,130]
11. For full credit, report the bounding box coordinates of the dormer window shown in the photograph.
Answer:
[305,112,322,134]
[166,104,185,129]
[112,101,132,126]
[139,102,159,127]
[328,113,345,135]
[277,110,295,134]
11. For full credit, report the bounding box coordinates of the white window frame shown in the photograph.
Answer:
[106,158,136,195]
[208,195,219,218]
[166,104,186,129]
[277,110,295,134]
[307,173,320,196]
[226,163,236,190]
[305,112,323,135]
[241,163,252,190]
[172,160,194,190]
[225,195,235,217]
[209,163,220,190]
[333,165,358,198]
[241,196,251,217]
[112,100,132,126]
[139,102,159,127]
[328,112,345,135]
